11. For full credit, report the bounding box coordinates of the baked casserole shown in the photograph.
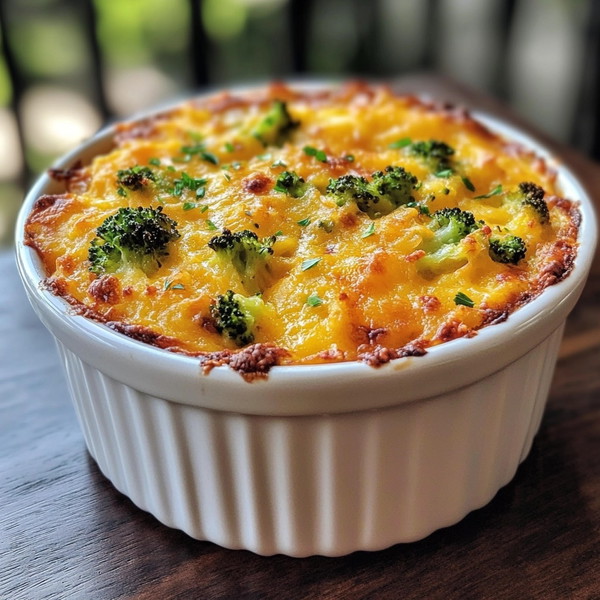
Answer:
[24,82,580,377]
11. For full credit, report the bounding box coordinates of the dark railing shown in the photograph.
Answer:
[0,0,597,244]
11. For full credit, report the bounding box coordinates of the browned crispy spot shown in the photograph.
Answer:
[356,325,388,345]
[340,213,358,228]
[420,295,441,313]
[48,161,90,193]
[434,318,472,343]
[406,250,426,263]
[88,275,121,305]
[106,322,181,350]
[114,112,172,145]
[200,344,289,381]
[359,339,427,368]
[480,308,510,326]
[317,347,347,361]
[243,173,272,194]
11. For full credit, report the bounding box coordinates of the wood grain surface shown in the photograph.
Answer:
[1,76,599,600]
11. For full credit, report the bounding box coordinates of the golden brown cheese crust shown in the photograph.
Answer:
[25,82,580,374]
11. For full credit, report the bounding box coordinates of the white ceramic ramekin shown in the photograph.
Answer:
[15,93,597,557]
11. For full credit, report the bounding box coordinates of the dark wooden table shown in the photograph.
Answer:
[2,76,599,600]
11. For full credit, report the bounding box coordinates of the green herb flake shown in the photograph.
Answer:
[183,202,197,211]
[461,176,475,192]
[164,279,172,291]
[257,153,272,161]
[171,283,185,290]
[297,217,311,227]
[206,220,218,231]
[454,291,475,308]
[200,151,219,165]
[303,146,328,162]
[389,137,412,149]
[301,257,321,271]
[345,154,355,162]
[474,184,503,200]
[196,187,206,198]
[271,159,287,168]
[200,204,209,213]
[224,142,235,153]
[274,230,283,237]
[117,186,127,197]
[223,172,231,182]
[361,222,376,238]
[148,157,161,166]
[435,169,453,178]
[306,294,323,307]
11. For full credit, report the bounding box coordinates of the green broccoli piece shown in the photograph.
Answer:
[252,100,299,147]
[208,229,276,293]
[210,290,267,347]
[88,206,180,276]
[326,166,418,219]
[489,235,527,265]
[116,166,156,191]
[409,140,455,172]
[274,170,307,198]
[417,207,479,276]
[513,182,550,224]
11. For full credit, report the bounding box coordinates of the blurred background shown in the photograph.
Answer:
[0,0,597,246]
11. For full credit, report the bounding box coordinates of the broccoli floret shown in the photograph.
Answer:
[326,166,418,219]
[253,100,299,147]
[409,140,455,172]
[116,166,156,191]
[210,290,267,347]
[489,235,527,265]
[88,206,180,276]
[274,170,307,198]
[515,182,550,224]
[417,207,479,276]
[208,229,275,293]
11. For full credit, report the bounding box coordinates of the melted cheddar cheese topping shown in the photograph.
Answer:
[25,83,579,367]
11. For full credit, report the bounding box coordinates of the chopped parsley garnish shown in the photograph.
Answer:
[206,220,218,231]
[164,279,185,291]
[271,159,287,168]
[297,217,311,226]
[303,146,328,162]
[474,184,503,199]
[361,222,376,238]
[223,172,231,182]
[180,143,219,166]
[257,153,272,161]
[461,176,475,192]
[454,291,475,308]
[301,257,321,271]
[183,202,197,211]
[117,187,127,197]
[306,294,323,307]
[435,169,453,178]
[224,142,235,153]
[389,137,412,149]
[172,172,207,197]
[148,157,161,167]
[345,154,355,162]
